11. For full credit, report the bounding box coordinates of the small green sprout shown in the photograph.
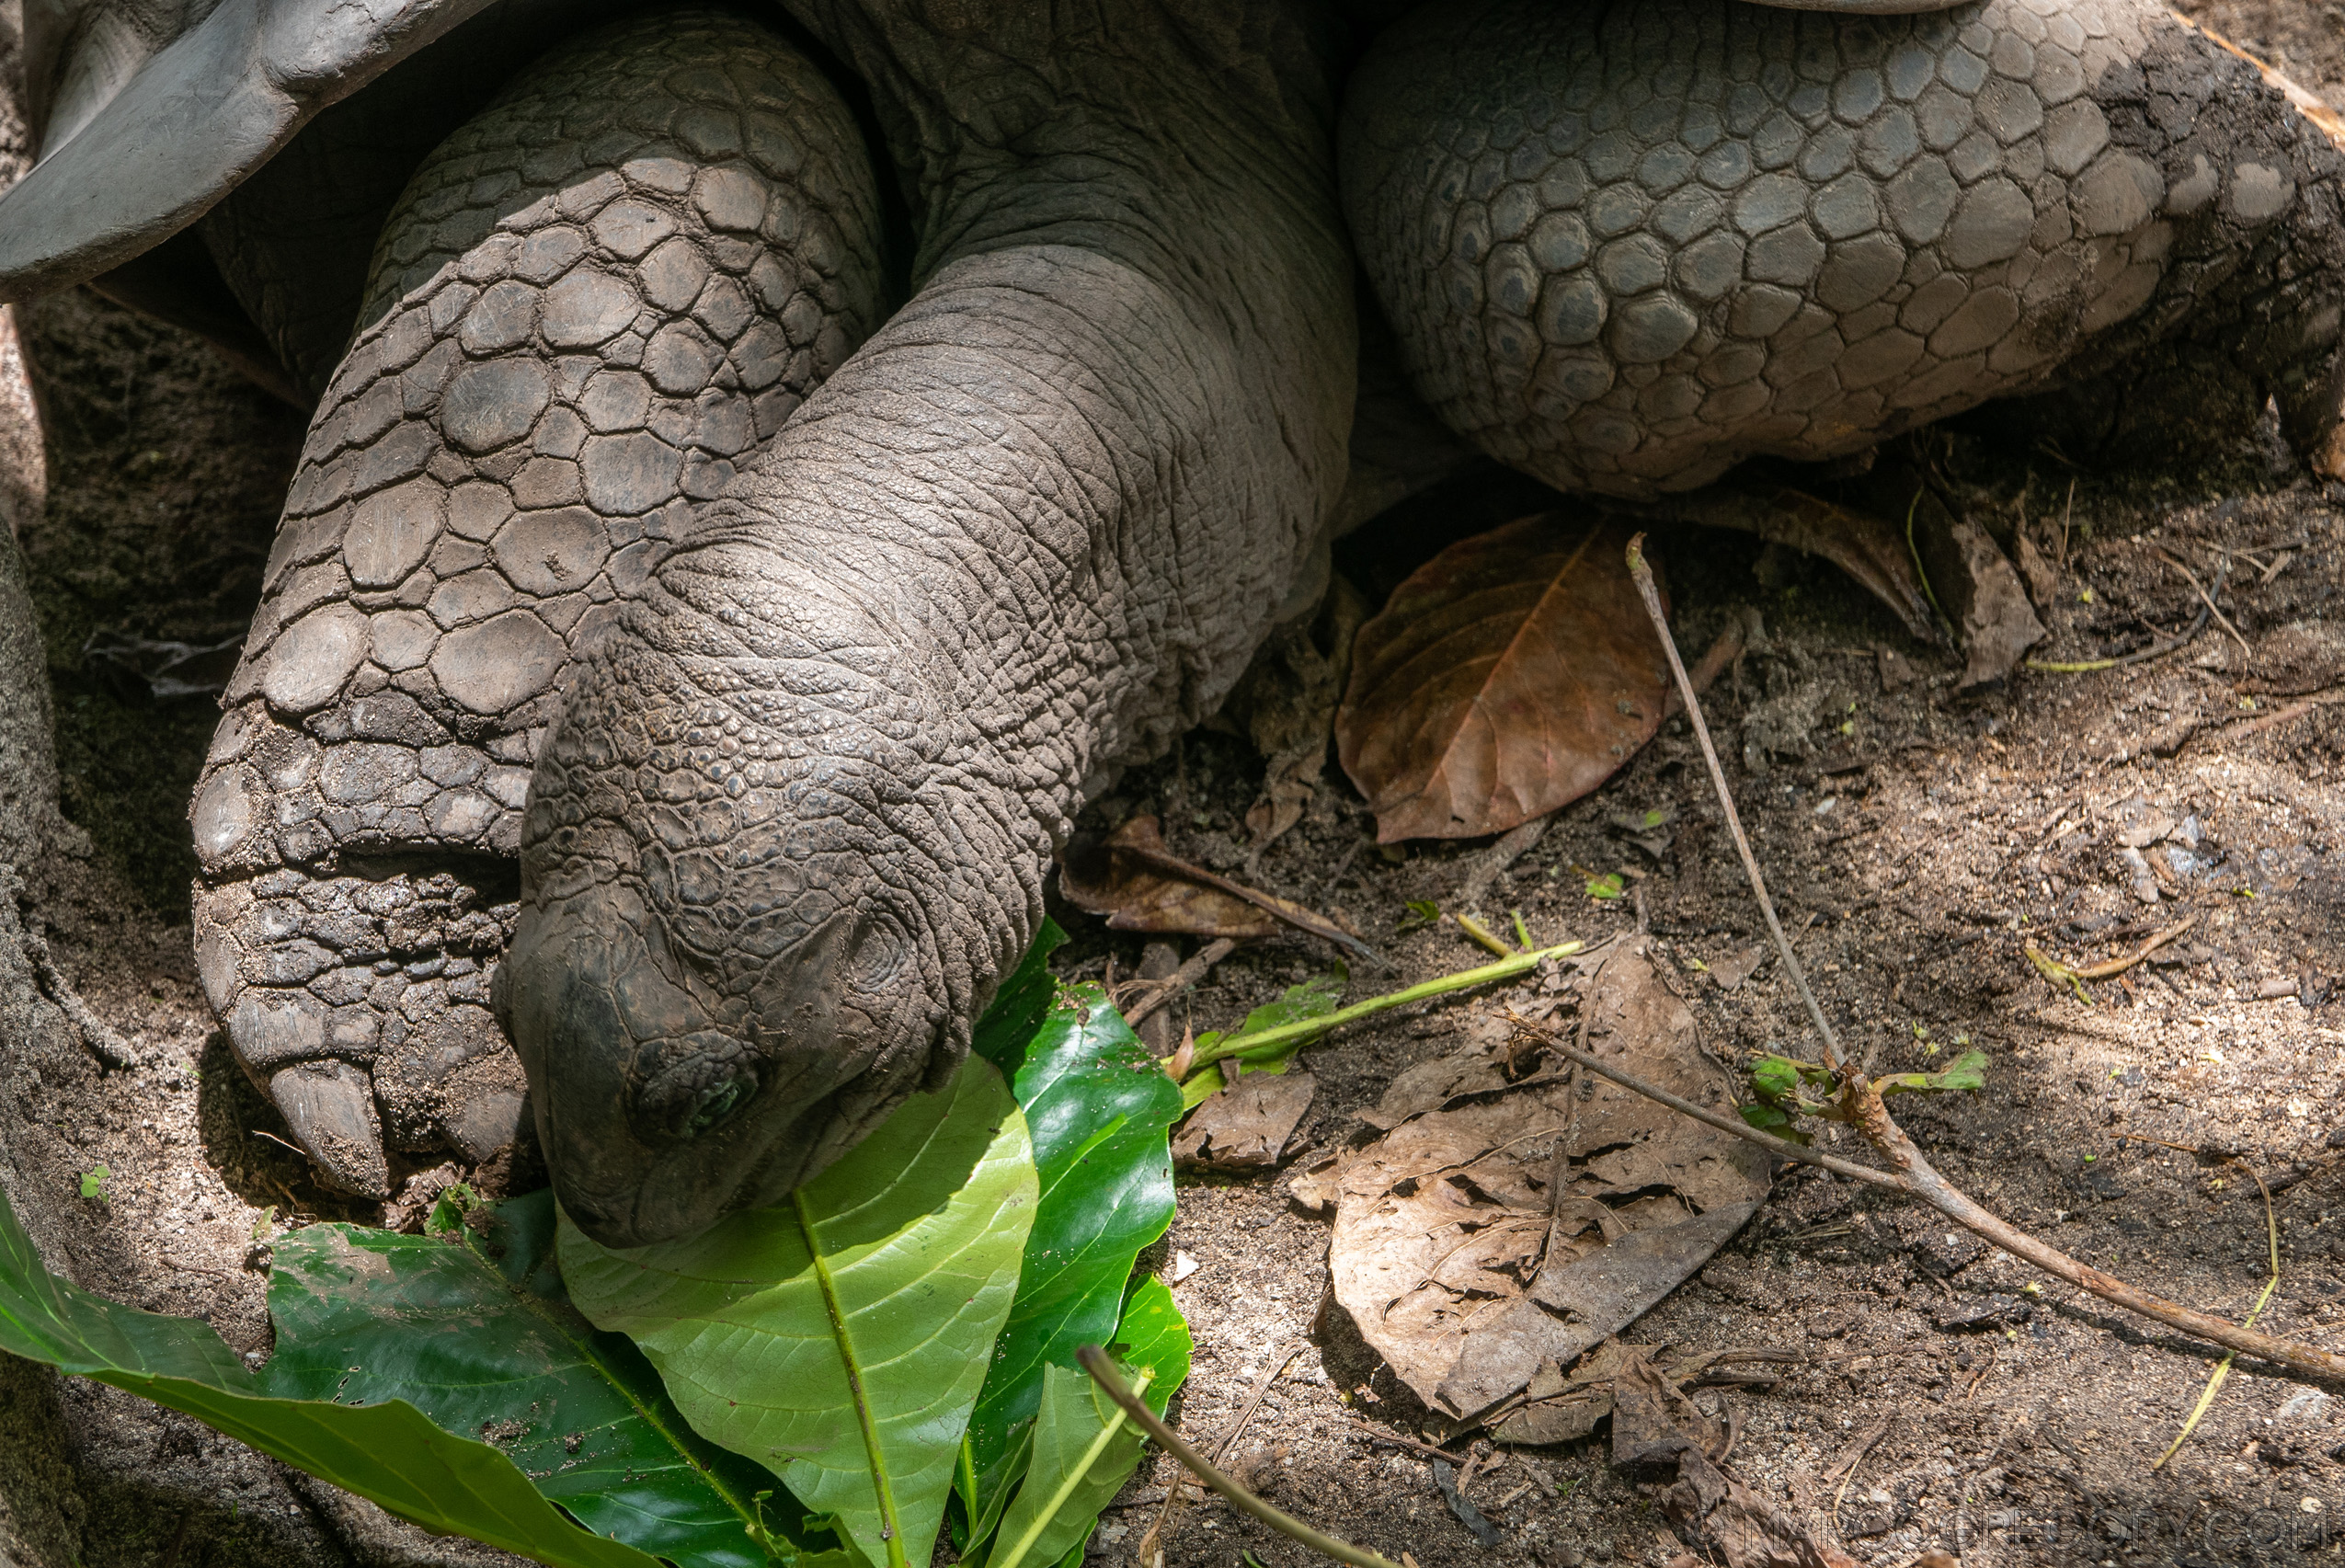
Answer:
[1584,872,1625,900]
[1397,898,1441,933]
[79,1166,110,1201]
[426,1183,479,1236]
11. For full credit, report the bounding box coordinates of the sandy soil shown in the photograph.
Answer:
[6,6,2345,1566]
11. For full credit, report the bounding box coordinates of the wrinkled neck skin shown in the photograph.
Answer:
[505,0,1355,1245]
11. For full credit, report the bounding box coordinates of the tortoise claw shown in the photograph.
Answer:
[268,1059,391,1198]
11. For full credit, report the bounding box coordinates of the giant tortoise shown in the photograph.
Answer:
[2,0,2339,1243]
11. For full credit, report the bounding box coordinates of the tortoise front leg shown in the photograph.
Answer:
[192,9,887,1198]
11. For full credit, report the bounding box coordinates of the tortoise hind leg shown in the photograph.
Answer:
[190,8,887,1198]
[1342,0,2345,498]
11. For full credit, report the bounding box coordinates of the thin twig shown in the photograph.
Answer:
[2152,546,2250,661]
[2026,556,2226,673]
[1828,1421,1888,1528]
[1078,1346,1405,1568]
[1627,534,1842,1072]
[1125,938,1239,1029]
[2222,688,2345,745]
[1511,1010,1903,1192]
[1344,1420,1472,1465]
[2027,913,2201,1001]
[25,931,142,1070]
[1137,1344,1301,1567]
[2154,1162,2281,1471]
[2070,914,2198,979]
[1656,614,1750,723]
[1455,913,1516,958]
[1459,816,1555,916]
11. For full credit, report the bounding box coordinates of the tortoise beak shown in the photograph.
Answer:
[498,885,937,1248]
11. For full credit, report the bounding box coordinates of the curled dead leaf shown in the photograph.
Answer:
[1611,1346,1854,1568]
[1219,577,1369,865]
[1058,816,1373,962]
[1660,485,1938,647]
[1337,515,1669,843]
[1493,1341,1801,1447]
[1061,819,1280,940]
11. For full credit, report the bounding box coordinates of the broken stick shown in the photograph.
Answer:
[1079,1345,1405,1568]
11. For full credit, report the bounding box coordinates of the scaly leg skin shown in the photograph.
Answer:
[191,10,886,1198]
[1343,0,2345,499]
[498,1,1356,1246]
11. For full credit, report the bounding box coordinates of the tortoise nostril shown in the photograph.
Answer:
[634,1032,762,1143]
[683,1074,750,1136]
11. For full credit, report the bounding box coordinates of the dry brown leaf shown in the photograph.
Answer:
[1172,1070,1315,1170]
[1494,1341,1798,1446]
[1336,515,1668,843]
[1218,577,1369,865]
[1058,816,1369,960]
[1909,495,2045,689]
[1317,938,1768,1421]
[1708,944,1770,993]
[1355,1013,1525,1131]
[1662,485,1938,647]
[1059,823,1280,939]
[1612,1348,1855,1568]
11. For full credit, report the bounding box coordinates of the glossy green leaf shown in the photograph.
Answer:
[973,920,1070,1079]
[1170,970,1345,1113]
[561,1061,1037,1568]
[969,1277,1190,1568]
[1736,1103,1809,1144]
[962,981,1182,1505]
[266,1191,842,1568]
[1875,1048,1989,1097]
[1106,1276,1192,1406]
[0,1184,658,1568]
[982,1363,1149,1568]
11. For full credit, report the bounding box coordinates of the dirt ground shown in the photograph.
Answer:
[8,5,2345,1566]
